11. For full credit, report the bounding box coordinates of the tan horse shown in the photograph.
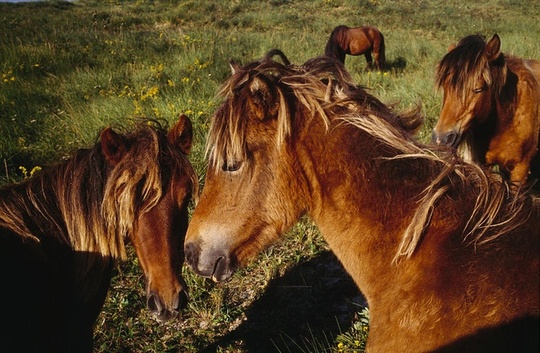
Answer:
[0,115,197,353]
[433,34,540,187]
[325,25,386,71]
[185,53,539,352]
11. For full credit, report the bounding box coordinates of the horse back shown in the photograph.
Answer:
[347,26,376,54]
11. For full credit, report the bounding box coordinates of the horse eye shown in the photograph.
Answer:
[473,86,486,93]
[222,160,241,172]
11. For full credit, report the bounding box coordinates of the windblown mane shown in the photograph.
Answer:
[208,53,532,261]
[436,34,508,101]
[209,54,421,170]
[0,121,197,261]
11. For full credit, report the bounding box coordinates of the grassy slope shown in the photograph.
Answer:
[0,0,539,352]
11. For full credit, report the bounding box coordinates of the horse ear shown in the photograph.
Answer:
[485,34,501,61]
[249,76,278,120]
[447,43,456,52]
[101,127,127,166]
[168,114,193,155]
[229,59,241,74]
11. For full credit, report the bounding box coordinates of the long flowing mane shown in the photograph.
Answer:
[436,34,507,101]
[208,54,532,260]
[0,121,197,260]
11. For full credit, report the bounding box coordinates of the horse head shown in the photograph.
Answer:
[184,56,308,282]
[101,114,196,321]
[432,34,503,149]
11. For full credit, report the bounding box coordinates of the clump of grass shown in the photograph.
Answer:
[335,307,370,353]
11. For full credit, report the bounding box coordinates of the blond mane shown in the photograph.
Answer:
[0,122,197,261]
[207,55,532,261]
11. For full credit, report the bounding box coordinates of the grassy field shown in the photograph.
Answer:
[1,0,539,352]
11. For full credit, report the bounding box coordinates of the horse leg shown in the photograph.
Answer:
[487,149,529,188]
[372,50,380,71]
[509,161,532,188]
[365,51,373,70]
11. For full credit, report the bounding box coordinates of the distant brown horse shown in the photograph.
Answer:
[325,25,386,70]
[0,115,197,353]
[432,34,540,187]
[184,53,539,352]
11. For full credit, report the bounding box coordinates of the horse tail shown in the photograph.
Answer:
[325,26,347,63]
[261,49,291,66]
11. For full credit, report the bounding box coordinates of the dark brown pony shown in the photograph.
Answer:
[184,53,539,352]
[325,25,386,71]
[0,114,197,353]
[433,34,540,187]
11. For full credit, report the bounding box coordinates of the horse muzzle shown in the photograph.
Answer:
[146,288,188,323]
[184,242,237,282]
[432,129,461,148]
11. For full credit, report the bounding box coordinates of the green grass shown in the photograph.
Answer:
[1,0,539,352]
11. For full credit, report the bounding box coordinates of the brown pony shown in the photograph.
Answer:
[184,53,539,352]
[0,115,197,353]
[325,25,386,71]
[432,34,540,187]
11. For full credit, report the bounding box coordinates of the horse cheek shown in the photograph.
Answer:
[435,93,464,135]
[438,99,459,131]
[472,94,492,123]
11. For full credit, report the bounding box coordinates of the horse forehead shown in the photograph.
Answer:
[441,63,488,98]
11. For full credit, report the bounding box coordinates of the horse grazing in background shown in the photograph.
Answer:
[325,25,386,71]
[0,114,197,353]
[184,52,539,352]
[433,34,540,187]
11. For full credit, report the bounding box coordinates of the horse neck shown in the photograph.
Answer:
[294,116,418,292]
[494,68,518,125]
[465,66,519,163]
[1,150,125,255]
[466,107,498,164]
[324,37,346,62]
[0,155,117,302]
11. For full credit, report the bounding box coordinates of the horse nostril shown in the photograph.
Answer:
[184,242,199,268]
[147,290,184,322]
[445,132,459,148]
[432,130,460,148]
[147,292,162,313]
